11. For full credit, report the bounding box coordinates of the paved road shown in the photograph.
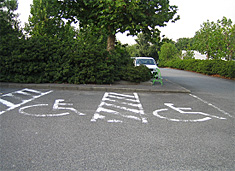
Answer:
[161,68,235,117]
[0,69,234,171]
[161,68,235,95]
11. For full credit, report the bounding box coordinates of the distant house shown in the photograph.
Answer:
[182,50,207,60]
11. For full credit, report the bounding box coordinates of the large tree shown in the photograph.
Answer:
[219,17,235,61]
[159,42,179,61]
[0,0,21,58]
[130,33,160,60]
[175,37,194,51]
[193,17,235,60]
[135,33,152,57]
[58,0,179,51]
[25,0,76,40]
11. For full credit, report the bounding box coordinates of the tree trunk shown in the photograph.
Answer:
[107,34,115,52]
[206,51,210,60]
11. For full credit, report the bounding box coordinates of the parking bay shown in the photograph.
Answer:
[1,89,234,170]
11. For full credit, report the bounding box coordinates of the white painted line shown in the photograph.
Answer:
[189,94,233,118]
[0,89,53,116]
[133,93,145,115]
[18,99,86,117]
[153,102,227,122]
[53,99,85,116]
[134,93,147,123]
[91,92,147,123]
[2,93,14,97]
[165,103,226,120]
[23,88,44,94]
[104,97,141,107]
[107,95,138,102]
[15,90,32,96]
[122,114,141,120]
[102,102,142,114]
[0,98,16,108]
[19,104,70,117]
[96,106,119,115]
[108,92,136,98]
[91,113,105,122]
[153,108,212,122]
[107,120,123,123]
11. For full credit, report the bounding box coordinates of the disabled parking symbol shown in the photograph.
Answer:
[19,99,85,117]
[153,103,226,122]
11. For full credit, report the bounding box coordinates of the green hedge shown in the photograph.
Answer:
[1,37,75,83]
[159,59,235,79]
[121,65,152,83]
[0,36,151,84]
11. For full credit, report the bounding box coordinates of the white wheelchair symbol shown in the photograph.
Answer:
[19,99,85,117]
[153,103,226,122]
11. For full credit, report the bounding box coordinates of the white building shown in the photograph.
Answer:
[182,50,207,60]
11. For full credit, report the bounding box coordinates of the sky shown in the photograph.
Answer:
[16,0,235,45]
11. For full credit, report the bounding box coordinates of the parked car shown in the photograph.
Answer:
[132,57,159,74]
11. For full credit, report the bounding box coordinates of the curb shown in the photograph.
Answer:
[0,81,191,93]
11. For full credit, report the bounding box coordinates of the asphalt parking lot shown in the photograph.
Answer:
[0,68,234,170]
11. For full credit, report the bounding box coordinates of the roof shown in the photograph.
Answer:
[131,57,155,59]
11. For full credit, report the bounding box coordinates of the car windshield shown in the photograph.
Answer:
[136,59,156,65]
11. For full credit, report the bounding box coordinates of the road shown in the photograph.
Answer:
[161,68,235,117]
[0,69,234,170]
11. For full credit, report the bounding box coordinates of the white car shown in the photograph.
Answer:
[132,57,159,74]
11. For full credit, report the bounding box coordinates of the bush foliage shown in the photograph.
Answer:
[1,0,152,85]
[121,65,152,83]
[159,59,235,79]
[0,35,151,84]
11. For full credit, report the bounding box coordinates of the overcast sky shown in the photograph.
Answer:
[16,0,235,44]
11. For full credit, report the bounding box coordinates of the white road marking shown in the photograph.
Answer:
[107,119,123,123]
[53,99,85,116]
[0,99,15,108]
[0,89,53,115]
[91,92,147,123]
[102,102,143,114]
[153,108,211,122]
[19,104,70,117]
[165,103,226,120]
[19,99,86,117]
[108,92,136,98]
[153,102,227,122]
[189,94,233,118]
[15,90,32,96]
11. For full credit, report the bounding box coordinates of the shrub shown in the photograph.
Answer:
[159,59,235,79]
[121,65,152,83]
[0,34,151,84]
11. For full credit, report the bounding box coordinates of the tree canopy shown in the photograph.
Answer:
[175,37,194,51]
[25,0,76,40]
[126,33,161,61]
[0,0,19,36]
[0,0,22,58]
[58,0,179,51]
[193,17,235,60]
[158,42,179,61]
